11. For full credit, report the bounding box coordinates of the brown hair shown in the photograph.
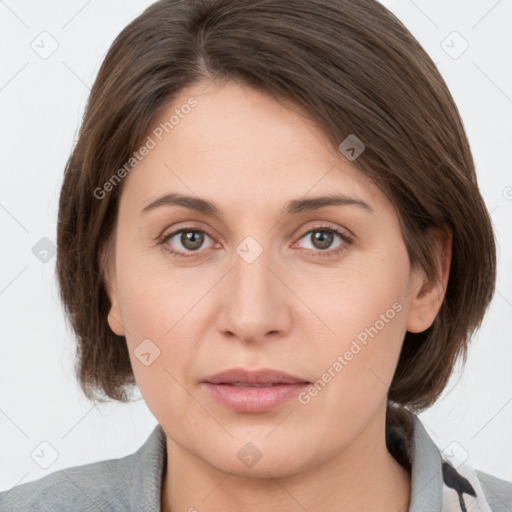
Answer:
[56,0,496,433]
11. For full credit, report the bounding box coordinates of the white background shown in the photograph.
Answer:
[0,0,511,492]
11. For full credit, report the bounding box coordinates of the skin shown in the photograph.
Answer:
[102,80,451,511]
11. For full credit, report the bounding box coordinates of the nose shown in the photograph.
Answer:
[217,240,292,344]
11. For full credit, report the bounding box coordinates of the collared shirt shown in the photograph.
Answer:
[0,411,510,511]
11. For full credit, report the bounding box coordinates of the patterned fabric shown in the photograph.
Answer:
[386,408,508,512]
[441,459,491,512]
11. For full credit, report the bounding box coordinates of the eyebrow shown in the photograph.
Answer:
[141,192,374,216]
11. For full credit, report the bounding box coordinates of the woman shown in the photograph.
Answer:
[1,0,510,510]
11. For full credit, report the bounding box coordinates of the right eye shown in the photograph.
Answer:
[160,228,217,258]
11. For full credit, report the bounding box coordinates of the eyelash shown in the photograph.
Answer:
[158,225,354,259]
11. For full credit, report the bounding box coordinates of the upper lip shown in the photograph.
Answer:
[203,368,310,385]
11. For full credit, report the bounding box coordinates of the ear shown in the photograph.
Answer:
[406,226,452,333]
[98,241,126,337]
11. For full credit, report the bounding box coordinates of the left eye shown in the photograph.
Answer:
[296,227,347,252]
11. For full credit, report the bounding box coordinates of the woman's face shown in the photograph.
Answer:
[104,80,439,477]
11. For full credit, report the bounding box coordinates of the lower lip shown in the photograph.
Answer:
[202,382,309,413]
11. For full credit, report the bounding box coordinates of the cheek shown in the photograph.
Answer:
[111,238,205,393]
[114,231,205,340]
[296,247,409,349]
[117,274,206,383]
[115,259,204,424]
[296,248,410,409]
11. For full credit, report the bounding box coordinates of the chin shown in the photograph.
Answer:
[213,456,309,480]
[197,436,317,479]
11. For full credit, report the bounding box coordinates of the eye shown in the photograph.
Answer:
[295,226,353,257]
[160,228,216,258]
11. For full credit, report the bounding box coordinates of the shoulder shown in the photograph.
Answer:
[0,450,135,511]
[0,423,166,512]
[475,469,512,512]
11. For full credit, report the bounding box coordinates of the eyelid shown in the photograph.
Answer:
[156,221,217,243]
[293,223,354,253]
[294,221,354,241]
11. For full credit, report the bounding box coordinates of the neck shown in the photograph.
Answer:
[161,406,411,512]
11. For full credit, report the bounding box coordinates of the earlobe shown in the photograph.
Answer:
[98,242,126,337]
[107,308,126,337]
[406,226,453,333]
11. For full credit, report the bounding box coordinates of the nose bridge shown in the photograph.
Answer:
[221,235,289,340]
[232,238,277,308]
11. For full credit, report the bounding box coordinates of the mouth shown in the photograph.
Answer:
[202,368,310,413]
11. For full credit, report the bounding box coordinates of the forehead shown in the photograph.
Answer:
[119,81,387,217]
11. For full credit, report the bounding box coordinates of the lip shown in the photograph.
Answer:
[202,368,310,413]
[204,368,308,386]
